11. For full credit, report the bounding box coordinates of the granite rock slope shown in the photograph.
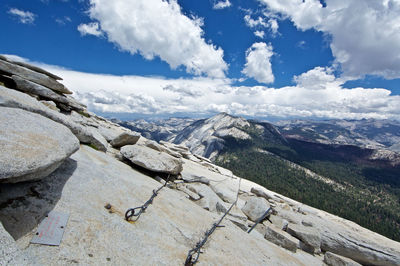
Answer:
[1,57,400,265]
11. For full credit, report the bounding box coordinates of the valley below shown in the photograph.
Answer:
[121,113,400,242]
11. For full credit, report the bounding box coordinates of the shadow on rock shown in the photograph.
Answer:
[0,158,77,240]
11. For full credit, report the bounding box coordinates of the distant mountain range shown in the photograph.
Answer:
[118,113,400,241]
[276,118,400,152]
[118,113,400,162]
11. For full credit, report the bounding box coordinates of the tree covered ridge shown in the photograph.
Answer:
[215,123,400,241]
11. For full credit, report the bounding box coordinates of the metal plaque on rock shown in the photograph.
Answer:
[30,211,69,246]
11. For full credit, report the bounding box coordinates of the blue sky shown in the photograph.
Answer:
[1,0,400,120]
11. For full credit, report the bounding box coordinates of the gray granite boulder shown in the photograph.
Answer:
[241,197,270,222]
[0,107,79,183]
[0,59,71,94]
[12,75,70,105]
[264,224,299,252]
[181,173,210,185]
[87,127,108,152]
[287,224,321,254]
[110,132,141,148]
[120,145,183,175]
[0,86,106,151]
[324,252,362,266]
[251,187,273,200]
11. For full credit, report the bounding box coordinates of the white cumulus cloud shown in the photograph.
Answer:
[242,42,274,84]
[84,0,228,78]
[6,55,400,121]
[254,30,265,39]
[293,67,338,90]
[213,0,232,10]
[8,8,36,24]
[258,0,400,79]
[77,22,103,37]
[244,15,279,37]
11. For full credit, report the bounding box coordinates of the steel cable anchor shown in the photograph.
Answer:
[125,174,171,222]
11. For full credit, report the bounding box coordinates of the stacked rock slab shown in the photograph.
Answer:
[0,107,79,183]
[0,86,107,151]
[120,145,183,175]
[0,58,71,94]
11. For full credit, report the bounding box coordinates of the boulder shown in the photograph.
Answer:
[87,127,108,152]
[181,173,210,185]
[0,55,63,80]
[65,95,87,111]
[0,59,71,94]
[251,187,273,200]
[111,132,141,148]
[12,75,71,105]
[227,216,248,232]
[324,252,362,266]
[319,225,400,266]
[120,145,183,175]
[287,224,321,254]
[264,224,299,253]
[241,197,270,222]
[0,107,79,183]
[0,86,106,151]
[186,183,226,212]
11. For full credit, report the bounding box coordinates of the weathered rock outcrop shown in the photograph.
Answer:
[1,58,400,266]
[0,58,71,94]
[0,86,107,151]
[264,224,299,252]
[324,251,361,266]
[120,144,183,175]
[0,146,324,265]
[0,107,79,183]
[11,75,83,111]
[287,223,321,254]
[110,132,141,148]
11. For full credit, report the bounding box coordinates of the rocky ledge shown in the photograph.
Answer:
[1,56,400,265]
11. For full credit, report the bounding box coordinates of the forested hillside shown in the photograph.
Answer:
[216,123,400,241]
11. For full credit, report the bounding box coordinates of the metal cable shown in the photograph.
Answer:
[125,174,171,222]
[247,207,272,234]
[184,177,242,266]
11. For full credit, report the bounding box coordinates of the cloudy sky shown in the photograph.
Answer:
[1,0,400,120]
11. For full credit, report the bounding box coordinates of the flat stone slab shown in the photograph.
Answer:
[0,107,79,183]
[0,86,106,151]
[0,55,62,80]
[264,224,299,253]
[120,144,183,175]
[0,59,71,94]
[324,251,362,266]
